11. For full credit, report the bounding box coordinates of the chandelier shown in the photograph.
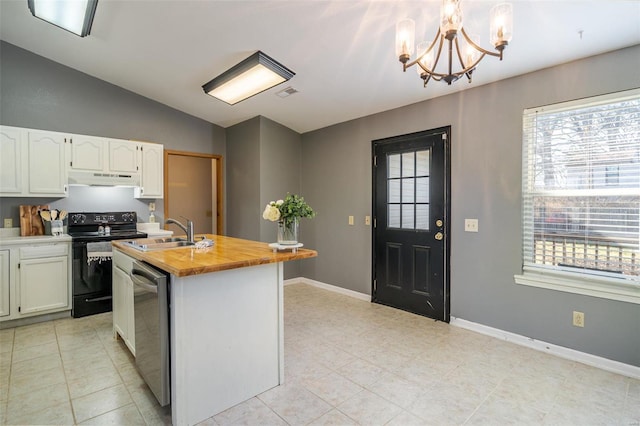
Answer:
[396,0,513,87]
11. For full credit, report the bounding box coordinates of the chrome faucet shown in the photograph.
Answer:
[166,217,195,243]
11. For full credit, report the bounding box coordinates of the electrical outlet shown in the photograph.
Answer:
[572,311,585,327]
[464,218,479,232]
[348,216,354,226]
[3,218,13,228]
[149,202,156,212]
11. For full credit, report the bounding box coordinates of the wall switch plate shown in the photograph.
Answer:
[149,202,156,212]
[464,218,479,232]
[348,216,354,225]
[365,216,371,226]
[572,311,585,327]
[3,218,13,228]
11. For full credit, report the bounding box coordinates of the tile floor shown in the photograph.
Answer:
[1,283,638,425]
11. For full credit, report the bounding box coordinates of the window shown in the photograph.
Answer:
[515,89,640,304]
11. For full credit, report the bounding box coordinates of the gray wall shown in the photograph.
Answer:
[226,117,261,240]
[299,45,640,367]
[226,116,303,279]
[259,118,302,243]
[0,41,225,229]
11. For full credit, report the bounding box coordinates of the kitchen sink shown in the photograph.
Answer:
[121,239,195,251]
[151,237,189,243]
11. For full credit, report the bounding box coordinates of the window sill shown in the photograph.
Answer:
[514,268,640,305]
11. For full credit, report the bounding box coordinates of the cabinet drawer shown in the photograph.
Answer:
[20,244,69,259]
[113,249,135,272]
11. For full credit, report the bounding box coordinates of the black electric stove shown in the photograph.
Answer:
[68,212,147,317]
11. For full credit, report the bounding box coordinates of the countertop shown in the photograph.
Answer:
[0,228,71,245]
[112,234,317,277]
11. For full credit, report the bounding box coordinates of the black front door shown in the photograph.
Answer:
[372,127,450,321]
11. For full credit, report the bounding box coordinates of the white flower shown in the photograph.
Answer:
[276,199,284,206]
[262,204,281,222]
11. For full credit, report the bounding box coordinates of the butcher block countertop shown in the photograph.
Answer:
[112,234,317,277]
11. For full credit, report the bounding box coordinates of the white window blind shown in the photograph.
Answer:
[521,89,640,287]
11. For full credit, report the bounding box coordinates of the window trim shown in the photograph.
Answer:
[516,88,640,305]
[515,267,640,305]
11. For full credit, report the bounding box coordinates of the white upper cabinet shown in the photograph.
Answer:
[135,142,164,199]
[0,126,24,194]
[70,135,105,171]
[70,137,140,174]
[109,140,140,173]
[28,130,68,196]
[0,126,163,198]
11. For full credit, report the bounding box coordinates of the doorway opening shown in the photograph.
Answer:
[164,150,223,235]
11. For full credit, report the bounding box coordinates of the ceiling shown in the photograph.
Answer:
[1,1,639,134]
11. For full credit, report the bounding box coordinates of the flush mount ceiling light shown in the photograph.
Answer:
[27,0,98,37]
[396,0,512,87]
[202,51,295,105]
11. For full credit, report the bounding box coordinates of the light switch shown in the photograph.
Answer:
[365,216,371,226]
[348,216,354,225]
[464,218,479,232]
[4,218,13,228]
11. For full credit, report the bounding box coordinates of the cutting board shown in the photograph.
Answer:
[19,205,49,236]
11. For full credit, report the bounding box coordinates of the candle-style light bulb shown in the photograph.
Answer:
[490,3,513,50]
[396,18,415,63]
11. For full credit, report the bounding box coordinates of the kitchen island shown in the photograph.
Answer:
[112,235,317,426]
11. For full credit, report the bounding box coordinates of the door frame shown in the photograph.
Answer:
[371,126,452,321]
[164,149,224,234]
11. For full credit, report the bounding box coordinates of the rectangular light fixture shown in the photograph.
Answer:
[202,51,295,105]
[27,0,98,37]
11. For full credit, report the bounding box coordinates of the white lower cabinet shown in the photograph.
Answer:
[0,241,71,322]
[19,256,68,315]
[113,249,135,355]
[0,250,10,317]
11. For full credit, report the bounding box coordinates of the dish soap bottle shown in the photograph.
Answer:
[149,211,156,223]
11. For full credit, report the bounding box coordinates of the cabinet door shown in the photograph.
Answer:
[126,276,135,355]
[136,143,164,198]
[19,256,68,315]
[109,140,139,173]
[0,250,9,317]
[28,131,67,196]
[0,127,24,195]
[113,265,135,354]
[113,266,128,340]
[70,135,106,171]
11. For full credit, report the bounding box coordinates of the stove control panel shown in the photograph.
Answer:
[68,212,138,226]
[70,213,87,224]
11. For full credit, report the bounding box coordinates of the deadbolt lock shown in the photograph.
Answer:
[435,232,444,240]
[435,219,443,227]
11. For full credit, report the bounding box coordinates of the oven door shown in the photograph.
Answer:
[72,241,113,318]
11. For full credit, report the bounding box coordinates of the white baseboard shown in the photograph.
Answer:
[284,277,370,301]
[451,316,640,380]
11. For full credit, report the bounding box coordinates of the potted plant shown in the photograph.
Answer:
[262,193,315,245]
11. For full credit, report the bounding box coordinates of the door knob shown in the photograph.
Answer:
[435,232,443,240]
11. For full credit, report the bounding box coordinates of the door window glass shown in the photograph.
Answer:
[387,149,431,230]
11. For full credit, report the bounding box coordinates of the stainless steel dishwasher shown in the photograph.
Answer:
[131,260,170,406]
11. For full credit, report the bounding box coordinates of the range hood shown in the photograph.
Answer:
[68,170,141,187]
